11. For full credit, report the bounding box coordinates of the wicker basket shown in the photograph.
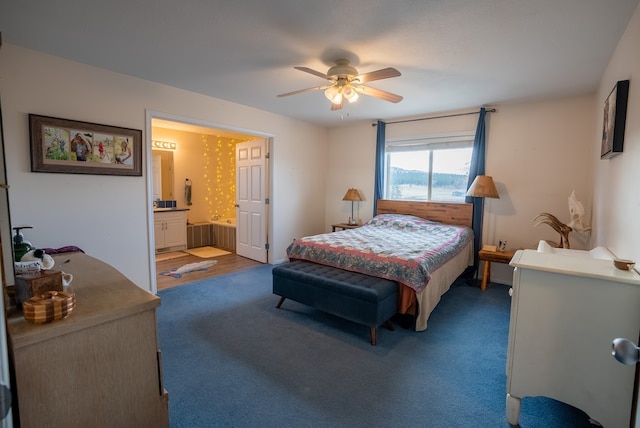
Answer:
[22,290,76,324]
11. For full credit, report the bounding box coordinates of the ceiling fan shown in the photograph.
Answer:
[277,59,403,111]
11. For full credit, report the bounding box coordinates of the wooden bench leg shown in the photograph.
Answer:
[384,320,395,331]
[369,320,395,346]
[369,327,377,346]
[275,296,286,308]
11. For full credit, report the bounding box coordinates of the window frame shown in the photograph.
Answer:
[384,132,475,202]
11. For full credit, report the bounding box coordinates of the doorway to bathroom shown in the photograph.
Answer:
[147,113,271,290]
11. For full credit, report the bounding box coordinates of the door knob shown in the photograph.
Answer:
[612,338,640,365]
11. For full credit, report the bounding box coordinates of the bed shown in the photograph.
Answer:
[286,200,474,331]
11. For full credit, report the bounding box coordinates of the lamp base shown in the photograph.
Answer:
[349,201,358,225]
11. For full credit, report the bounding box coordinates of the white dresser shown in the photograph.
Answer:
[507,247,640,427]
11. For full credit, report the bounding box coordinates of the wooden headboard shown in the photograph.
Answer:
[376,199,473,228]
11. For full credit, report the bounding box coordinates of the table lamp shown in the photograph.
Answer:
[342,188,362,225]
[466,175,500,252]
[466,175,499,199]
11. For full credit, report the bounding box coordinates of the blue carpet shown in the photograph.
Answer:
[157,265,594,427]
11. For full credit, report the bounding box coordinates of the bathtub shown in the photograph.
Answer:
[211,218,236,226]
[210,218,236,251]
[186,218,236,251]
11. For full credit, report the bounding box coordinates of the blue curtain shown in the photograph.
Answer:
[373,120,386,215]
[465,107,487,273]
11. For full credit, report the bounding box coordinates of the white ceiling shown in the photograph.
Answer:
[1,0,638,127]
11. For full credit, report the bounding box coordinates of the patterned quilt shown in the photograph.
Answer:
[286,214,474,292]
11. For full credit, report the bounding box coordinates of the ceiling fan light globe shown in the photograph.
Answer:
[331,93,343,105]
[324,86,339,101]
[343,85,359,103]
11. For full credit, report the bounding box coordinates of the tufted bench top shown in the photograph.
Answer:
[272,260,397,303]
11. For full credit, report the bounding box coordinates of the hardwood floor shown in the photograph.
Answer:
[155,251,262,291]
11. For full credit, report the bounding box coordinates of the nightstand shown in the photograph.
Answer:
[478,248,515,291]
[331,223,360,232]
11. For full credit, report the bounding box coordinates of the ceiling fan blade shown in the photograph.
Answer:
[330,98,344,111]
[356,67,401,83]
[277,84,331,98]
[354,85,403,103]
[294,66,331,80]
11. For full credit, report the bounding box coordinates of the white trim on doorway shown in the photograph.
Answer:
[144,110,273,294]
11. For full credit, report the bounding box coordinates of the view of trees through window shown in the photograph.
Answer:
[386,147,472,202]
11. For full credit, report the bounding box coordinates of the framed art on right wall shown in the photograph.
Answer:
[601,79,630,159]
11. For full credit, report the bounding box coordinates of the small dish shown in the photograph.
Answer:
[613,258,635,271]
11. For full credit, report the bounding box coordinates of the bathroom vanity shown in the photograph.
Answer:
[506,247,640,427]
[154,208,188,252]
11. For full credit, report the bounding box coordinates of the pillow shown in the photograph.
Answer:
[366,214,432,230]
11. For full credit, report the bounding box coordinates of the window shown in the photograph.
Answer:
[384,133,474,202]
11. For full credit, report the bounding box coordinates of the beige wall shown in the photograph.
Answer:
[487,96,595,252]
[592,4,640,264]
[0,44,328,291]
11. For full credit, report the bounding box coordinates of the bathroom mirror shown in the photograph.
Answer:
[152,150,174,200]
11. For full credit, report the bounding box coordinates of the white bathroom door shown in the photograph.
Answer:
[236,139,267,262]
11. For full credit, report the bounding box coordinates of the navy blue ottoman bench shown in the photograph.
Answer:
[272,260,398,345]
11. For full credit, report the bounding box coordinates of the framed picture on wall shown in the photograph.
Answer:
[600,79,630,159]
[29,114,143,176]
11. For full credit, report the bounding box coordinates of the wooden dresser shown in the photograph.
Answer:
[6,252,169,428]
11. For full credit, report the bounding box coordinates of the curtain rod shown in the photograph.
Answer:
[372,108,496,126]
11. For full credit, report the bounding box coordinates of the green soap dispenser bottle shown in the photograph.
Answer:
[13,225,34,262]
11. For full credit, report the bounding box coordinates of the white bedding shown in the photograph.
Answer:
[415,240,474,331]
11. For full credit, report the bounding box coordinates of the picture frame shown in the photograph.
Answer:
[29,114,143,176]
[600,79,629,159]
